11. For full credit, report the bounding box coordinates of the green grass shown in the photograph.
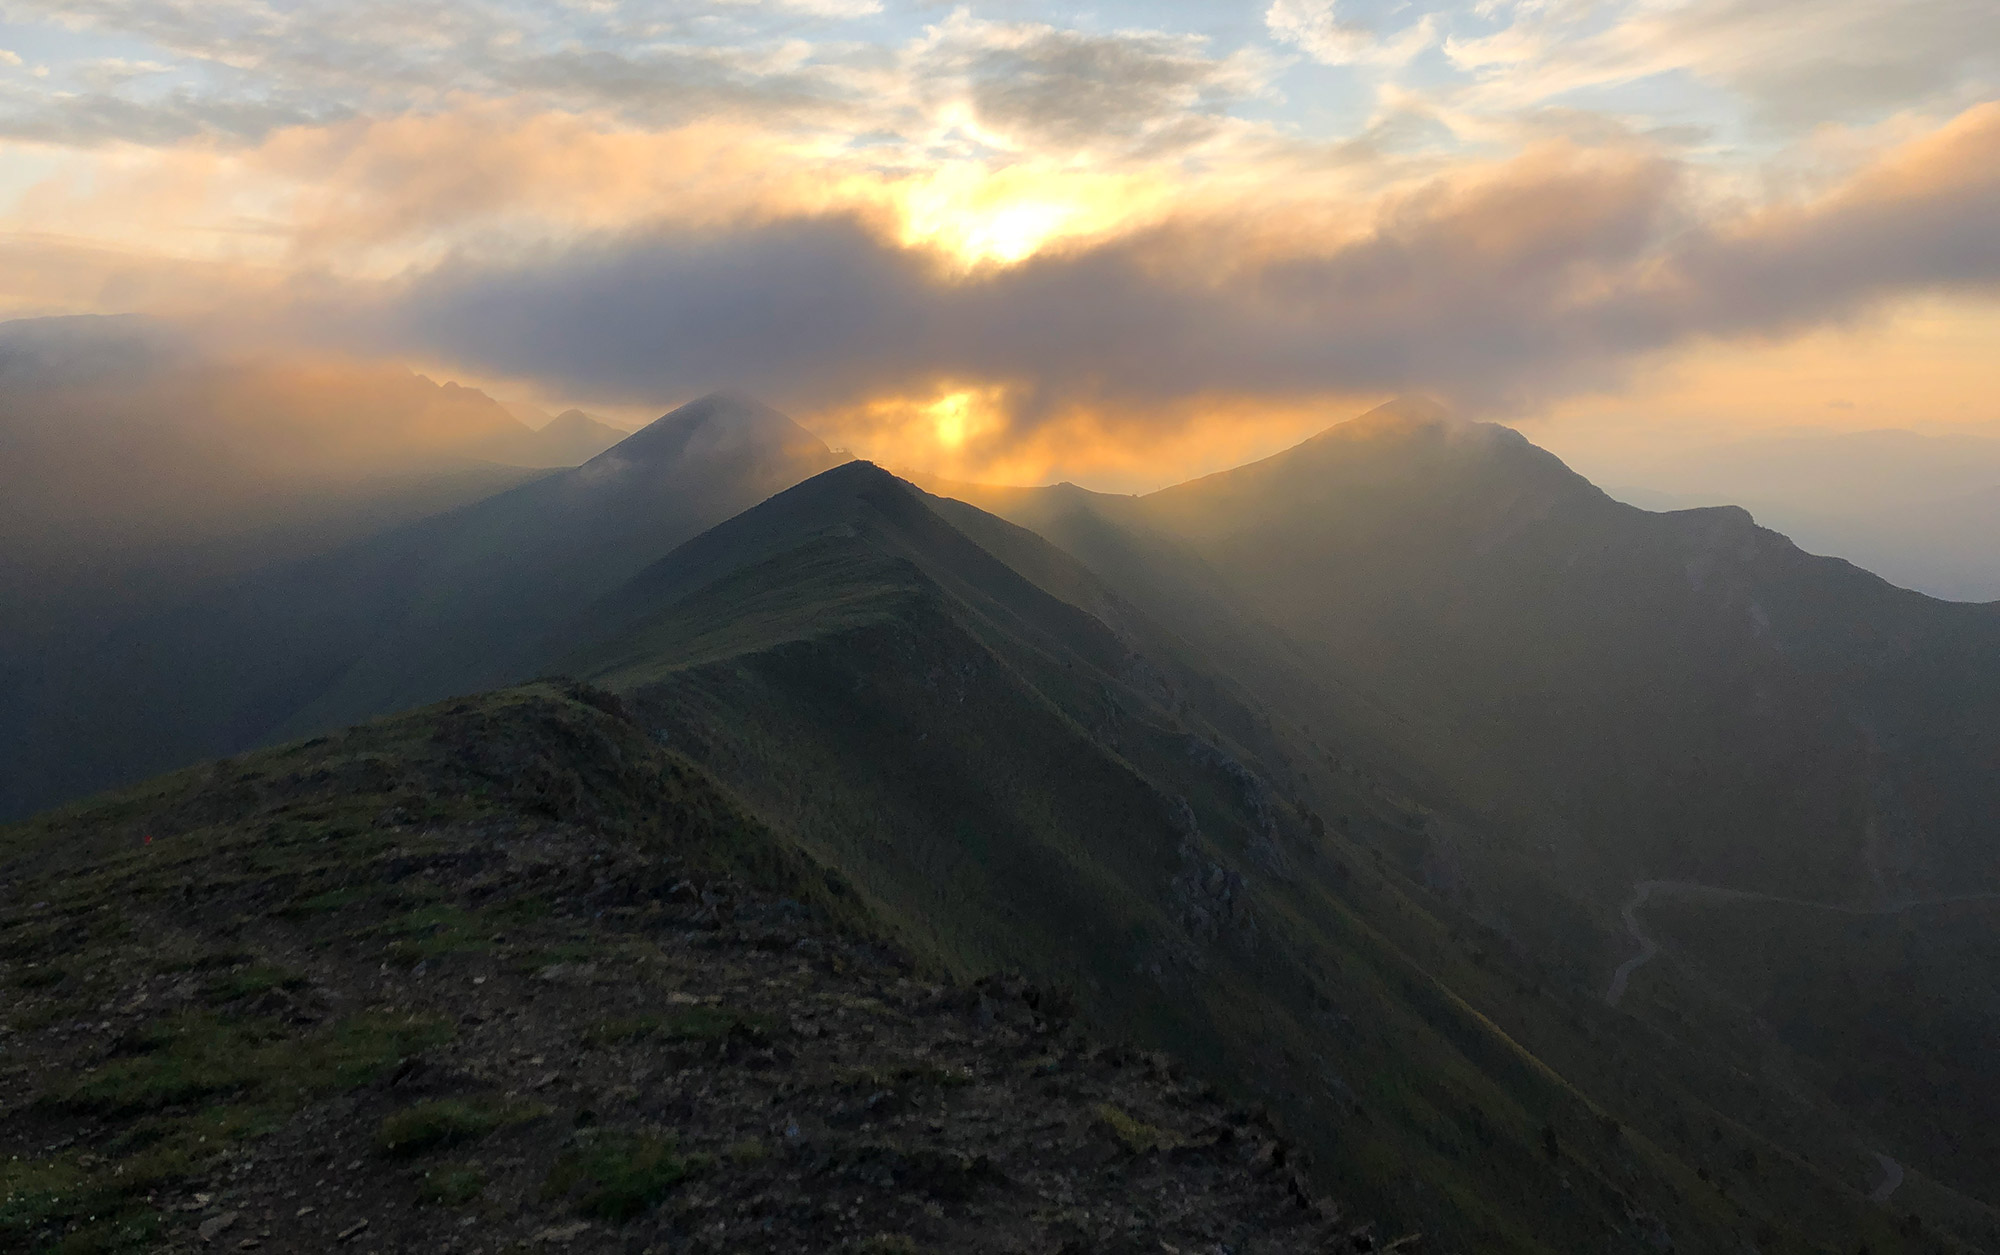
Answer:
[541,1130,708,1221]
[0,682,834,1250]
[0,1105,268,1253]
[46,1011,451,1115]
[375,1098,548,1158]
[1,625,1976,1255]
[1094,1103,1174,1155]
[414,1164,487,1206]
[374,904,488,967]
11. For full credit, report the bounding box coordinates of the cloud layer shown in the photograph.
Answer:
[292,103,2000,444]
[1,1,1996,483]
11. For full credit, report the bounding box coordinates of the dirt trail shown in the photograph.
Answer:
[1603,880,2000,1009]
[1603,880,1767,1008]
[1600,879,2000,1210]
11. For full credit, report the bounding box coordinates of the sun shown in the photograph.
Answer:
[928,390,980,447]
[888,164,1168,268]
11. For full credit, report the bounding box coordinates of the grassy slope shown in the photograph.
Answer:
[0,682,1336,1254]
[0,682,815,1250]
[936,410,2000,1245]
[10,408,1995,1253]
[1123,406,2000,907]
[557,463,1966,1253]
[1638,891,2000,1213]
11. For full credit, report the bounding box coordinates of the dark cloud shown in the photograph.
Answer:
[318,102,2000,425]
[0,0,871,146]
[491,46,863,130]
[2,1,1283,162]
[959,27,1254,153]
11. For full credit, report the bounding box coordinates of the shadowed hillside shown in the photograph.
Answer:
[539,460,1973,1253]
[0,393,843,821]
[1127,403,2000,904]
[9,396,2000,1252]
[935,401,2000,906]
[0,683,1340,1254]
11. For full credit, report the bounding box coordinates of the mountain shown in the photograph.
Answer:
[0,392,843,820]
[8,396,2000,1251]
[0,315,613,659]
[1587,428,2000,602]
[944,402,2000,906]
[515,408,632,466]
[476,403,630,467]
[914,403,2000,1239]
[515,459,1977,1251]
[0,682,1337,1254]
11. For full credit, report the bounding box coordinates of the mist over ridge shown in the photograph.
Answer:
[5,2,2000,1249]
[4,376,2000,1251]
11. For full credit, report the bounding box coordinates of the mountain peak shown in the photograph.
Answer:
[1323,395,1459,440]
[590,391,832,470]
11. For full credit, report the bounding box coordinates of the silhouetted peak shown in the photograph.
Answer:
[591,391,832,469]
[810,457,892,484]
[739,459,910,515]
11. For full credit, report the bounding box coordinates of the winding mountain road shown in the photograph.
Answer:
[1603,882,1662,1009]
[1601,878,2000,1207]
[1603,880,2000,1009]
[1603,880,1769,1008]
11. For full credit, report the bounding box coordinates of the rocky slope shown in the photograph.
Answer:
[0,684,1352,1255]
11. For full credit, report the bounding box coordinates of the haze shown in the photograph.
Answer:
[5,6,2000,1253]
[2,2,1996,497]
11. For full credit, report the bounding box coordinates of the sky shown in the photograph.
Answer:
[1,0,1997,488]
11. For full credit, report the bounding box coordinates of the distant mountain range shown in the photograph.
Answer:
[5,388,1998,1252]
[0,315,630,655]
[500,400,637,465]
[1589,427,2000,602]
[0,391,839,819]
[934,404,2000,908]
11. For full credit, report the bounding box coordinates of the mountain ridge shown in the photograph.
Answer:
[0,392,844,821]
[8,393,2000,1251]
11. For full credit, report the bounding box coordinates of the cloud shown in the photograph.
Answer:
[1266,0,1439,68]
[763,0,883,15]
[0,89,329,146]
[1635,0,2000,125]
[1,0,1994,489]
[0,0,1271,163]
[0,49,21,68]
[285,102,1999,438]
[1444,0,2000,126]
[899,12,1275,159]
[1618,102,2000,336]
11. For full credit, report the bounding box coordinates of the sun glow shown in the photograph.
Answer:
[808,382,1013,476]
[807,385,1384,492]
[889,165,1170,267]
[928,390,983,447]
